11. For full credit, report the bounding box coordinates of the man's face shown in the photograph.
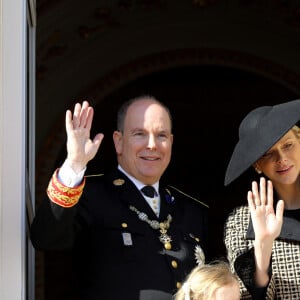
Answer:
[113,100,173,185]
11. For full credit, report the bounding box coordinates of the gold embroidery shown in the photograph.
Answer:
[47,169,85,208]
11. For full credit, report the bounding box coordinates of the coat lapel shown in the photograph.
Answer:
[110,169,157,219]
[109,169,178,223]
[159,186,176,221]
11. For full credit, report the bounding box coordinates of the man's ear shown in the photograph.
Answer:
[170,134,174,145]
[113,131,123,154]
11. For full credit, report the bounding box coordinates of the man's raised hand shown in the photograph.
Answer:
[65,101,104,173]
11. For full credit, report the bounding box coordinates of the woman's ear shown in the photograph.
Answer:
[296,127,300,139]
[113,131,123,154]
[292,125,300,139]
[253,163,262,174]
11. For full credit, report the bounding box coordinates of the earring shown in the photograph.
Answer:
[255,167,262,174]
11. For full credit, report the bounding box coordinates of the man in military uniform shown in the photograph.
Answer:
[31,95,208,300]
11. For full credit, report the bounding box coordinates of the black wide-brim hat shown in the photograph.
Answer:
[224,99,300,186]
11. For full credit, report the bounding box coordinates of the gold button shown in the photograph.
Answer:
[164,242,172,250]
[121,223,128,228]
[176,282,181,289]
[171,260,178,268]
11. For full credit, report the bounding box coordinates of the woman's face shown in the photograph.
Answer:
[256,129,300,185]
[213,281,240,300]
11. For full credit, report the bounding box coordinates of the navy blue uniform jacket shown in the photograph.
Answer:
[31,169,209,300]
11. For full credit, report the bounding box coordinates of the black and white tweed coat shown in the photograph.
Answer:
[224,205,300,300]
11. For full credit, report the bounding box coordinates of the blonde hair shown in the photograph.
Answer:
[292,125,300,137]
[174,261,239,300]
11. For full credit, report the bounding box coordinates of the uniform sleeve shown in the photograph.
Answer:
[30,196,79,250]
[30,171,90,251]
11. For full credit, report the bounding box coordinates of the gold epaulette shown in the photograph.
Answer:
[167,185,209,208]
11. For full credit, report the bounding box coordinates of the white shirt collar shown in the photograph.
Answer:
[117,165,159,194]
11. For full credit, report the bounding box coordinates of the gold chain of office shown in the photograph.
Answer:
[129,205,172,250]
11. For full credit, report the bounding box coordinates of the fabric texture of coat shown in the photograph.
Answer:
[31,169,209,300]
[224,205,300,300]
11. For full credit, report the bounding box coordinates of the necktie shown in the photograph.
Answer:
[141,185,157,198]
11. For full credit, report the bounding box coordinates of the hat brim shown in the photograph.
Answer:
[224,99,300,186]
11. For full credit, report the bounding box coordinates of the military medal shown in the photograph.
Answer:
[159,222,172,250]
[129,205,172,250]
[194,245,205,266]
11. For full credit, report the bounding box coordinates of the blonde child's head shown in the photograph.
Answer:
[175,261,240,300]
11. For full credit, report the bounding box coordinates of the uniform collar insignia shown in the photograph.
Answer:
[164,188,175,204]
[113,178,125,186]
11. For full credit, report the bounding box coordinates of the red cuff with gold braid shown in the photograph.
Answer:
[47,168,85,208]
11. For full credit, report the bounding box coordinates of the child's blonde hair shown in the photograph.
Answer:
[174,261,239,300]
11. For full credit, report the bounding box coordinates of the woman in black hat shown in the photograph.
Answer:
[224,99,300,299]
